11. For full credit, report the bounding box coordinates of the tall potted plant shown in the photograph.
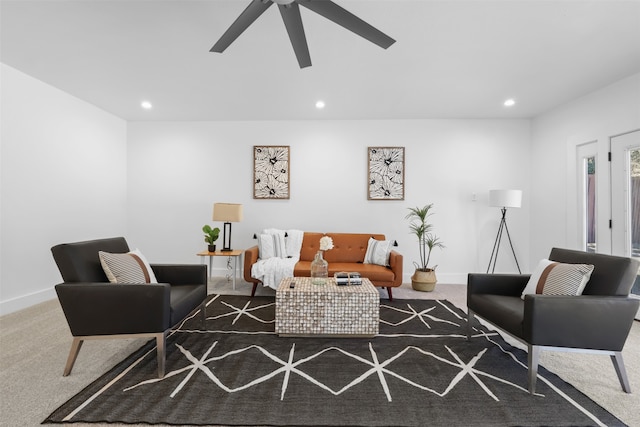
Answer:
[405,204,445,292]
[202,225,220,252]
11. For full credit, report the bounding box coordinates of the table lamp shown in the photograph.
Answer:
[213,203,243,252]
[487,190,522,274]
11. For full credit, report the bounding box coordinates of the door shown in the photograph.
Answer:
[611,130,640,319]
[576,142,598,253]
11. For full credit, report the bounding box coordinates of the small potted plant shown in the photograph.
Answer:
[202,225,220,252]
[405,204,445,292]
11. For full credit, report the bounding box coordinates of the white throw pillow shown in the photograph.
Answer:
[272,232,287,258]
[521,259,594,299]
[285,229,304,258]
[364,237,392,266]
[258,232,287,259]
[99,249,158,284]
[258,234,275,259]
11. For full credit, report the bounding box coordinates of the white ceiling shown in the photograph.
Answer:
[2,0,639,121]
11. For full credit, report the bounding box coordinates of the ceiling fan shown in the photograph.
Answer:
[210,0,396,68]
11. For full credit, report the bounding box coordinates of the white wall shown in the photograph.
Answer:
[530,73,640,263]
[127,119,531,284]
[0,64,128,315]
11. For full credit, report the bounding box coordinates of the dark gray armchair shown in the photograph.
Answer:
[52,237,207,378]
[467,247,639,394]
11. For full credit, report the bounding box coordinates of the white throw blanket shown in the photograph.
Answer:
[285,229,304,257]
[251,256,299,290]
[251,228,304,290]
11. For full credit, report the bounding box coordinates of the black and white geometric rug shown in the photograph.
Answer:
[44,295,625,426]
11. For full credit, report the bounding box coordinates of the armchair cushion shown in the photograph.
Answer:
[549,247,638,296]
[521,259,593,298]
[52,237,130,283]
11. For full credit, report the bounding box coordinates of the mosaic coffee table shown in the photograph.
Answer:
[275,277,380,337]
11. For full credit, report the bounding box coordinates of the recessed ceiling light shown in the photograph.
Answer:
[141,101,153,110]
[315,100,325,109]
[503,98,516,107]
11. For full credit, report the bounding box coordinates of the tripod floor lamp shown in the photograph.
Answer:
[213,203,243,252]
[487,189,522,274]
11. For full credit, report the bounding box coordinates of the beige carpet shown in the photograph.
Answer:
[0,279,638,427]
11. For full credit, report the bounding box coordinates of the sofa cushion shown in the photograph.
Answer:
[323,233,386,263]
[299,232,325,261]
[294,261,394,283]
[521,259,594,299]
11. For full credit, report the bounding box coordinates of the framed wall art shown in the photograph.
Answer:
[368,146,404,200]
[253,145,290,199]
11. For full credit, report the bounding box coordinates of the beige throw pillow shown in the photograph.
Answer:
[99,249,158,284]
[521,259,594,299]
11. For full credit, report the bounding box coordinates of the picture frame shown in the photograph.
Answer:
[253,145,290,199]
[368,146,405,200]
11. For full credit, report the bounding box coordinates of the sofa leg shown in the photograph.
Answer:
[63,337,83,376]
[387,287,393,301]
[611,351,632,393]
[528,344,540,394]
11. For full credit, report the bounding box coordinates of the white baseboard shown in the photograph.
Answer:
[0,288,56,316]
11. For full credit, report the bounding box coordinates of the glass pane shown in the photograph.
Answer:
[631,149,640,258]
[630,149,640,296]
[585,156,596,253]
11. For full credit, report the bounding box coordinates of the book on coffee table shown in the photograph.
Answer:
[334,271,362,285]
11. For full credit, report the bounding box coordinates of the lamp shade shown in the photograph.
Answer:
[213,203,243,222]
[489,190,522,208]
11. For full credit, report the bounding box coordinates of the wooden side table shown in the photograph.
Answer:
[196,250,243,289]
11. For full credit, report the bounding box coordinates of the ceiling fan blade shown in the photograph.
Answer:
[278,3,312,68]
[210,0,273,53]
[297,0,395,49]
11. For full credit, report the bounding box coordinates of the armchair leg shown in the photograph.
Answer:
[611,351,632,393]
[251,283,258,297]
[528,345,541,394]
[63,337,84,376]
[387,287,393,302]
[200,301,207,330]
[466,309,475,340]
[156,332,166,378]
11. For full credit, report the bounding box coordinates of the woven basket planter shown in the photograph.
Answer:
[411,269,437,292]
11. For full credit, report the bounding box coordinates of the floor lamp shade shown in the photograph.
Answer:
[213,203,243,251]
[489,190,522,208]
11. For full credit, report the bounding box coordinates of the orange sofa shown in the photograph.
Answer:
[244,232,403,300]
